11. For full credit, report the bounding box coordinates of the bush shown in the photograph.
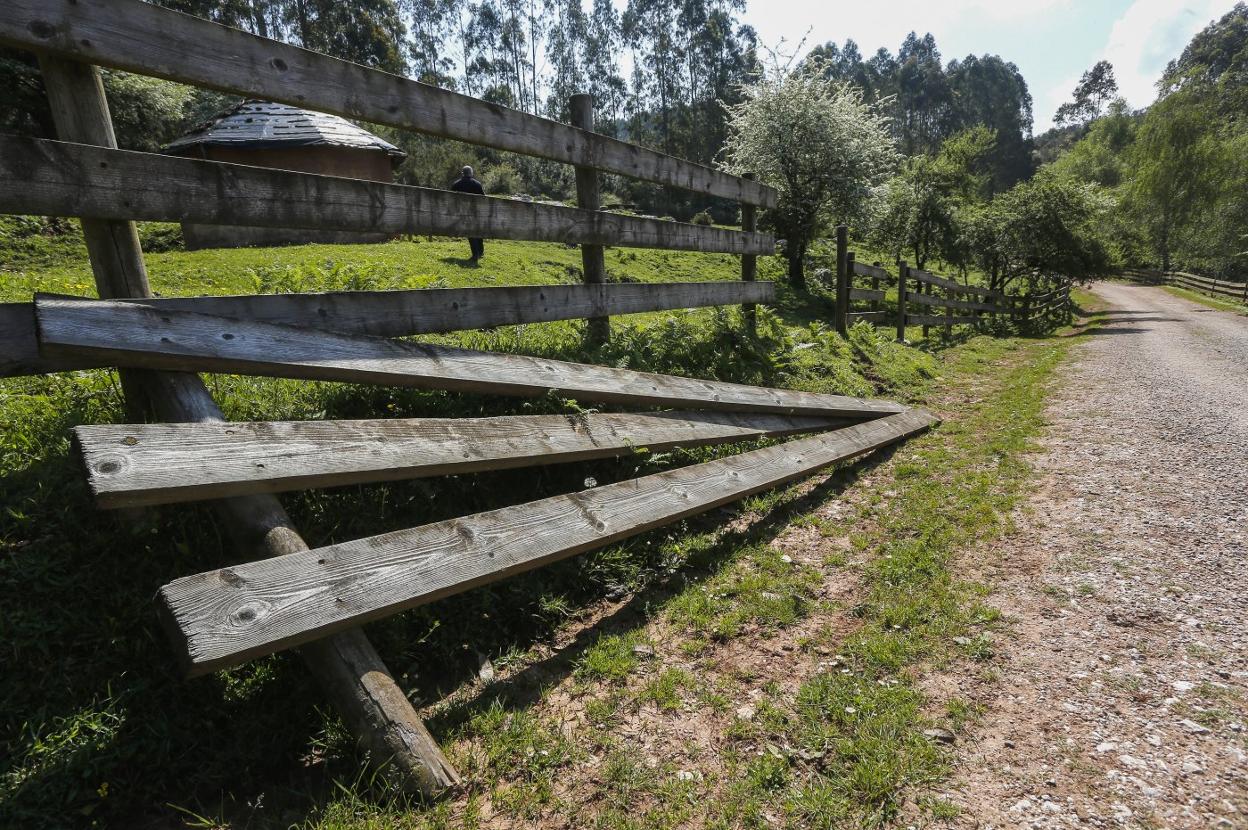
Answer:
[690,210,714,226]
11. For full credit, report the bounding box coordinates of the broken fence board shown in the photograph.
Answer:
[159,409,937,674]
[1,0,776,207]
[35,297,907,419]
[4,282,775,378]
[0,137,774,256]
[76,411,844,508]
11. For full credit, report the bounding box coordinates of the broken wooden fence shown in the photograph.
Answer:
[1,0,936,797]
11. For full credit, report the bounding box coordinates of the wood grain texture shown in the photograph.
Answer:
[0,137,775,255]
[2,0,776,207]
[76,411,843,508]
[159,409,937,674]
[3,282,775,378]
[34,297,907,418]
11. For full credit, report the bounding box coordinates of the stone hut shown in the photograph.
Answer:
[165,101,407,250]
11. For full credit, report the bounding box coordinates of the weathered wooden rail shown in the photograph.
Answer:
[0,0,938,797]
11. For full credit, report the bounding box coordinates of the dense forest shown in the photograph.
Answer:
[1,0,1245,281]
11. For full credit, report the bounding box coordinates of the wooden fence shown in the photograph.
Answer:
[1119,268,1248,303]
[827,232,1072,339]
[0,0,936,795]
[1166,271,1248,304]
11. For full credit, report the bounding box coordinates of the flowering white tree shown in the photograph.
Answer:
[722,62,899,287]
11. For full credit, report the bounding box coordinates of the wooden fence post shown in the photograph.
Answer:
[741,173,758,335]
[944,283,953,340]
[834,225,849,335]
[871,262,882,315]
[37,57,151,422]
[37,53,459,797]
[896,261,909,343]
[570,93,609,346]
[844,252,856,330]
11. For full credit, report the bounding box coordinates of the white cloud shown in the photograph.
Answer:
[1102,0,1234,110]
[737,0,1075,61]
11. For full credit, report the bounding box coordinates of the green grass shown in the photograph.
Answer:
[1,228,1075,828]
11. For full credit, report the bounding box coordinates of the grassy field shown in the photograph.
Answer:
[0,228,1076,828]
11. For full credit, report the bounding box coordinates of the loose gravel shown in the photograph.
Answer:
[943,283,1248,829]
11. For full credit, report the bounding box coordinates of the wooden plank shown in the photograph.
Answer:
[846,311,890,324]
[3,282,776,378]
[1,0,776,208]
[158,409,937,674]
[848,288,886,302]
[0,137,775,256]
[34,297,907,419]
[31,50,458,793]
[909,269,1001,298]
[76,411,844,508]
[570,94,609,345]
[905,313,979,327]
[906,292,1003,313]
[852,261,893,281]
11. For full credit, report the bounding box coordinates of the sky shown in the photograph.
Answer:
[733,0,1240,134]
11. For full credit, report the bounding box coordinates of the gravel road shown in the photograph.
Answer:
[943,283,1248,828]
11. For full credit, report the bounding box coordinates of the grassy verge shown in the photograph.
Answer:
[1162,284,1248,315]
[1,236,1073,828]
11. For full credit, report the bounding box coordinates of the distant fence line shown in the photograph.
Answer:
[818,228,1072,340]
[1122,268,1248,304]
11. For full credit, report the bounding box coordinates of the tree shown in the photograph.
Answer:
[946,54,1035,192]
[722,62,899,287]
[965,169,1113,293]
[1125,90,1229,271]
[872,126,996,269]
[1054,60,1118,127]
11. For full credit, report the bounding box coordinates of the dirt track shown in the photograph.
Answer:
[944,283,1248,828]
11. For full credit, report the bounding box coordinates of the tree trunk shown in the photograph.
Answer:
[787,248,806,289]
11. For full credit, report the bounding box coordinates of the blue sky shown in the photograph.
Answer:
[733,0,1240,133]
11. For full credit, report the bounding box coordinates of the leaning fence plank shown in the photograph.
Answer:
[34,297,907,419]
[0,137,775,256]
[1,0,776,207]
[159,409,937,674]
[76,411,844,508]
[3,282,775,378]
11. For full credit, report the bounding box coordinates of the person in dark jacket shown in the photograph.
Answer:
[450,165,486,261]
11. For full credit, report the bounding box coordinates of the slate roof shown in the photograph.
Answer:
[165,100,406,159]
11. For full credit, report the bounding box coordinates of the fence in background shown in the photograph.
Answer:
[826,229,1072,339]
[1167,271,1248,304]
